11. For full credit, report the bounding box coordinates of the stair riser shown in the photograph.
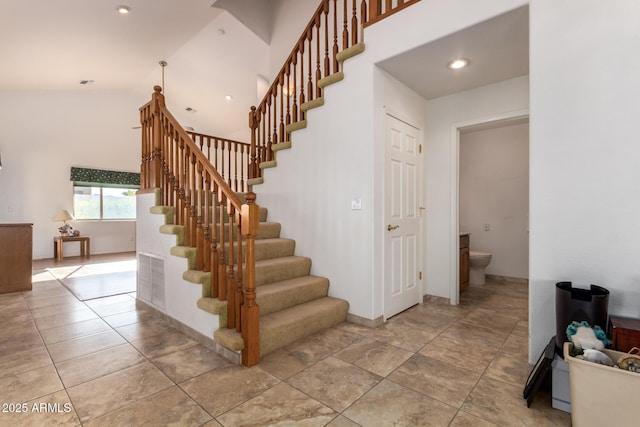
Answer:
[256,277,329,316]
[220,239,295,263]
[255,258,311,286]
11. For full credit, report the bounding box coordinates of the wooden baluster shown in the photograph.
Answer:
[343,0,349,49]
[369,0,380,21]
[249,106,258,180]
[214,138,219,174]
[176,137,184,226]
[239,144,246,192]
[279,74,285,143]
[386,0,392,13]
[235,216,244,332]
[233,143,239,192]
[324,1,330,75]
[206,136,211,162]
[316,17,322,98]
[210,182,219,298]
[226,140,232,189]
[150,86,164,190]
[195,161,204,271]
[226,202,236,329]
[271,90,277,156]
[351,0,358,45]
[292,55,298,123]
[266,97,272,162]
[203,171,211,274]
[241,192,260,367]
[299,45,306,120]
[361,0,367,27]
[285,65,291,142]
[307,30,313,101]
[217,192,227,300]
[333,0,339,73]
[191,153,198,249]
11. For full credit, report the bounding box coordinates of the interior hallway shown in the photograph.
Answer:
[1,253,570,426]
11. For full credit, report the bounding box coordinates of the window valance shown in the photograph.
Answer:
[70,167,140,189]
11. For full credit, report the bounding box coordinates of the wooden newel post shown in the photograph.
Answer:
[248,106,258,180]
[241,192,260,366]
[151,85,165,189]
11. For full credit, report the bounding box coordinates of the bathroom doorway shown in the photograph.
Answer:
[455,113,529,302]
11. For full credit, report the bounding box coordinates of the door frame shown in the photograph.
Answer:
[450,109,529,304]
[383,109,424,319]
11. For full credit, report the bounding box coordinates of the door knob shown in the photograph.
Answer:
[387,224,399,231]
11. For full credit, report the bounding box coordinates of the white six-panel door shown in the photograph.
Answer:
[384,114,422,319]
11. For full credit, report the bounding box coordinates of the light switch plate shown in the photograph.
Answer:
[351,198,362,210]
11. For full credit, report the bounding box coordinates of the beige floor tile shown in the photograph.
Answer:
[55,343,146,388]
[87,299,137,317]
[390,306,459,333]
[217,382,335,426]
[440,322,508,351]
[83,294,135,308]
[0,293,25,306]
[83,386,212,427]
[39,318,111,345]
[501,331,529,357]
[512,319,529,337]
[101,307,158,328]
[0,390,79,427]
[24,295,80,310]
[151,344,231,383]
[115,316,173,341]
[200,420,223,427]
[484,351,531,387]
[0,345,52,380]
[449,411,499,426]
[462,376,571,426]
[363,321,438,352]
[388,354,481,408]
[0,364,63,404]
[459,307,520,333]
[343,379,458,426]
[33,308,99,331]
[28,299,88,320]
[130,327,198,359]
[334,337,414,377]
[418,334,498,374]
[287,356,382,412]
[67,362,173,423]
[0,326,45,358]
[46,329,126,363]
[325,415,361,426]
[181,365,280,416]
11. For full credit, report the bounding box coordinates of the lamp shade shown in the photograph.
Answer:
[53,210,74,223]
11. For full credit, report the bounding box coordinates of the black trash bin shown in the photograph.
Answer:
[555,281,609,355]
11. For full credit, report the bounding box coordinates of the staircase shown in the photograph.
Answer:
[139,0,422,366]
[153,192,349,358]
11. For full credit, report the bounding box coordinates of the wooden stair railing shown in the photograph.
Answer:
[248,0,421,179]
[140,86,261,366]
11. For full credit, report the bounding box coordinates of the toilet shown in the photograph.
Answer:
[469,251,492,285]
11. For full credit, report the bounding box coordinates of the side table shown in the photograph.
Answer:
[54,236,90,262]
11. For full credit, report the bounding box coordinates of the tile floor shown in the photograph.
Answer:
[0,253,571,426]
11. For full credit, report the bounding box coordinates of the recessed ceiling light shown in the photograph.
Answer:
[225,95,233,101]
[448,58,470,70]
[116,5,131,14]
[79,80,94,85]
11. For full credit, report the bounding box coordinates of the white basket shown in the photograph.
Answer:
[563,342,640,426]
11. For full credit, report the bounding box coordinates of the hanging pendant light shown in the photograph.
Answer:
[159,60,167,94]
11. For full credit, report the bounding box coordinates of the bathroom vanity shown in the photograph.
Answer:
[460,233,470,291]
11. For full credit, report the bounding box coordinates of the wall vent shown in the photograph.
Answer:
[138,253,166,309]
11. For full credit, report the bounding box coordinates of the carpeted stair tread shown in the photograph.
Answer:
[211,206,268,223]
[256,275,330,316]
[214,328,243,351]
[222,238,295,262]
[220,221,281,240]
[255,256,311,286]
[259,297,349,356]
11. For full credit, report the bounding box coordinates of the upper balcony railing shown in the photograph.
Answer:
[248,0,421,180]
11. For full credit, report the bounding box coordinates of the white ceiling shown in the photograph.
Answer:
[378,6,529,100]
[0,1,529,136]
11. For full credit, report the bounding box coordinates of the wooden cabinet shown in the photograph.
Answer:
[460,234,469,291]
[0,223,33,293]
[609,315,640,353]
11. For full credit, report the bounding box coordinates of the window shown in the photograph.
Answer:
[73,186,137,220]
[70,167,140,220]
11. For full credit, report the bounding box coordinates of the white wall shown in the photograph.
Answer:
[529,0,640,361]
[256,0,526,320]
[425,76,529,299]
[0,91,140,259]
[268,0,319,82]
[460,122,529,279]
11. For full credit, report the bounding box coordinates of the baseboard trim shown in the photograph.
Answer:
[422,294,451,305]
[135,299,241,365]
[346,313,384,328]
[486,274,528,285]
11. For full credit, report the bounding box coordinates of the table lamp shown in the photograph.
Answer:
[53,210,74,236]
